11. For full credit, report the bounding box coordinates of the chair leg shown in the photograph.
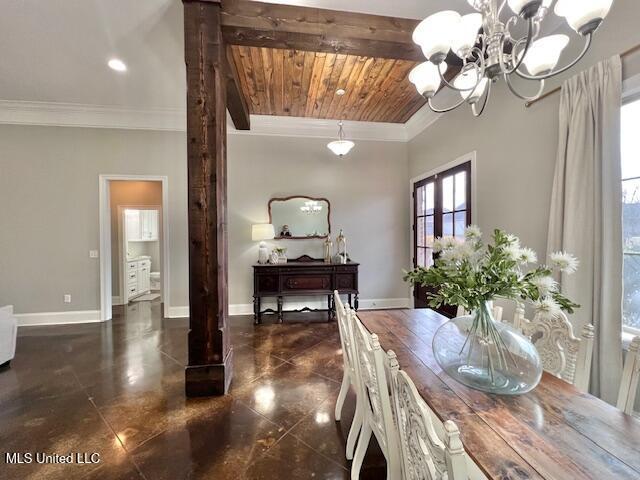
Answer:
[346,400,362,460]
[335,371,350,421]
[351,421,372,480]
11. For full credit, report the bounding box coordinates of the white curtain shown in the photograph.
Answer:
[547,55,623,404]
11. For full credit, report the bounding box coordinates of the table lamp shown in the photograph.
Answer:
[252,224,275,264]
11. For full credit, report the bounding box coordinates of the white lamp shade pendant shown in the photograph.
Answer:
[521,34,570,75]
[413,10,461,62]
[327,121,355,156]
[409,62,448,98]
[555,0,613,33]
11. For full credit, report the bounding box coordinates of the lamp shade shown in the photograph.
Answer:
[555,0,613,32]
[409,62,448,97]
[252,224,275,241]
[454,70,489,103]
[451,13,483,58]
[327,140,355,156]
[521,34,570,75]
[412,10,461,62]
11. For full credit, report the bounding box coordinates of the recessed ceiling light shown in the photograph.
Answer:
[108,58,127,72]
[336,88,346,96]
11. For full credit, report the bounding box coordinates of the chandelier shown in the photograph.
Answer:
[300,200,323,214]
[327,120,355,157]
[408,0,613,116]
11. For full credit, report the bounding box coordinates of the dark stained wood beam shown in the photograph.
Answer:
[225,46,250,130]
[220,0,425,61]
[183,0,233,397]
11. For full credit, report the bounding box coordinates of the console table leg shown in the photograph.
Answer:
[254,296,261,325]
[348,294,352,308]
[328,295,333,322]
[277,297,283,323]
[354,294,359,311]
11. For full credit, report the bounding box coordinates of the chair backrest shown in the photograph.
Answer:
[456,301,503,322]
[521,311,594,392]
[349,309,400,473]
[617,336,640,415]
[334,291,356,378]
[387,351,471,480]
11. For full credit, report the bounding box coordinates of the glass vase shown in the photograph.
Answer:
[432,301,542,395]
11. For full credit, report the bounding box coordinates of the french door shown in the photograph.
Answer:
[413,161,472,313]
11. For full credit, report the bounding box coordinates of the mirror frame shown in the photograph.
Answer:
[268,195,331,240]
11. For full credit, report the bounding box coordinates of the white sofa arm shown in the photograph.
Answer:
[0,305,17,366]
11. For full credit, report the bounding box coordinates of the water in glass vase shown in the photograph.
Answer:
[432,302,542,395]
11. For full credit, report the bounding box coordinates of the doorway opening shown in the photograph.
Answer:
[99,175,170,321]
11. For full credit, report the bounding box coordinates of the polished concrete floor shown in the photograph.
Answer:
[0,300,385,479]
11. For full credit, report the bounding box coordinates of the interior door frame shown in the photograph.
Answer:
[99,174,170,321]
[408,151,477,308]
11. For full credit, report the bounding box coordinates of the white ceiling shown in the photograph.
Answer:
[0,0,475,111]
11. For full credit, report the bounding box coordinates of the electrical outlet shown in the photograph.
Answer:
[89,250,99,258]
[64,294,72,304]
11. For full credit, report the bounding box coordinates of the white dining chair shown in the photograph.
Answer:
[349,308,401,480]
[333,292,362,460]
[520,311,595,392]
[456,301,503,322]
[387,350,486,480]
[617,336,640,416]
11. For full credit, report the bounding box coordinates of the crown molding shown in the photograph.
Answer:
[229,114,408,142]
[0,99,186,132]
[0,99,417,142]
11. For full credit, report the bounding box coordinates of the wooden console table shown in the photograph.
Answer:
[253,256,359,324]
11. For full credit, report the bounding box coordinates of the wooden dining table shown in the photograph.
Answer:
[358,308,640,480]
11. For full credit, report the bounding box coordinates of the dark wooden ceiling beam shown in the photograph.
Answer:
[220,0,424,61]
[225,46,250,130]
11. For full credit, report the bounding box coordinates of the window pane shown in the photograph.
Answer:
[426,215,434,246]
[623,253,640,330]
[426,182,435,215]
[454,211,467,238]
[455,172,467,211]
[416,185,425,216]
[417,217,426,247]
[443,176,454,213]
[622,101,640,329]
[443,213,454,237]
[622,100,640,179]
[417,248,425,267]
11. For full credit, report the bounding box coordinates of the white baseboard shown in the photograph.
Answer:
[166,305,190,318]
[167,298,411,319]
[16,310,102,327]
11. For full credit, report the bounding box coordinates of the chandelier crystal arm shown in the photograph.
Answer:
[502,18,536,76]
[472,80,492,117]
[504,71,546,101]
[514,33,593,81]
[438,56,484,92]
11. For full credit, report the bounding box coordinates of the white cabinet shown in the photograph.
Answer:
[124,258,151,302]
[125,209,158,242]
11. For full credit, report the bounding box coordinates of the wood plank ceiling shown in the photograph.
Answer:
[228,46,426,124]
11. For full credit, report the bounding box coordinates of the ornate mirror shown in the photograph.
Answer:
[268,196,331,239]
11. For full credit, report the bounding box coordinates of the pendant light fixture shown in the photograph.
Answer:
[327,120,355,157]
[327,89,355,157]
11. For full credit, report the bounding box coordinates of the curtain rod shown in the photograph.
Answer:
[525,42,640,108]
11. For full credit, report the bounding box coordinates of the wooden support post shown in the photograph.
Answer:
[183,0,233,397]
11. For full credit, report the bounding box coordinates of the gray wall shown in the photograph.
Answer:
[227,135,410,306]
[0,125,189,313]
[0,125,409,314]
[408,0,640,262]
